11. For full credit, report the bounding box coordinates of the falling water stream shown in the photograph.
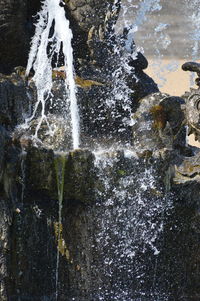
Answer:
[54,155,66,300]
[25,1,80,299]
[26,0,80,149]
[24,0,200,300]
[91,150,173,300]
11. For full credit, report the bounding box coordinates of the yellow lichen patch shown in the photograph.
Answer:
[150,105,167,130]
[52,69,104,89]
[52,70,66,80]
[173,169,193,184]
[14,66,26,77]
[174,164,200,184]
[75,76,104,88]
[54,222,70,260]
[177,161,200,176]
[88,26,95,41]
[149,188,163,197]
[136,150,153,159]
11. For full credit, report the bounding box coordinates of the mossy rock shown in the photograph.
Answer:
[25,146,57,199]
[64,149,95,203]
[24,146,95,203]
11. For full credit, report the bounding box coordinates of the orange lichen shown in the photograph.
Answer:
[75,76,104,88]
[52,69,103,88]
[54,222,70,260]
[150,105,167,130]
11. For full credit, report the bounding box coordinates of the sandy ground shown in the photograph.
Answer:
[117,0,200,146]
[117,1,200,95]
[146,58,199,97]
[145,58,200,147]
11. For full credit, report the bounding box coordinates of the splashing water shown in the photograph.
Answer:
[26,0,80,149]
[184,0,200,60]
[183,0,200,86]
[122,0,162,53]
[90,150,173,300]
[21,0,200,299]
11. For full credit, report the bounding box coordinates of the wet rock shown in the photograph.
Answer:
[132,92,186,152]
[0,126,9,182]
[0,200,12,301]
[64,149,95,202]
[8,201,58,300]
[64,0,116,32]
[0,126,22,204]
[21,145,95,203]
[1,2,200,301]
[24,145,57,200]
[0,0,41,73]
[182,87,200,142]
[3,143,21,203]
[64,0,119,61]
[174,151,200,185]
[15,115,73,151]
[0,70,33,128]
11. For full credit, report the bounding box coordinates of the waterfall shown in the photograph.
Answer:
[26,0,80,149]
[12,0,198,300]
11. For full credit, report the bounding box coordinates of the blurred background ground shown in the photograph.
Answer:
[116,0,200,146]
[116,0,200,96]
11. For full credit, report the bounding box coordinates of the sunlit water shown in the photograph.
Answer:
[117,0,200,93]
[87,150,173,300]
[26,0,80,149]
[24,0,200,300]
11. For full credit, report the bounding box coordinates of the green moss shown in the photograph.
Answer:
[54,222,70,260]
[54,155,68,259]
[54,155,66,202]
[150,104,166,130]
[117,169,126,176]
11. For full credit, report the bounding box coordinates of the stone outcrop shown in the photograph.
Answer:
[1,0,200,300]
[0,0,41,73]
[1,68,200,300]
[132,92,186,152]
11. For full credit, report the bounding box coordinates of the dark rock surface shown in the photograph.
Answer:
[0,71,33,128]
[0,70,200,300]
[132,92,186,152]
[1,0,200,300]
[0,0,41,73]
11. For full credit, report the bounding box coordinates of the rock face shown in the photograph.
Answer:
[1,0,200,300]
[132,92,186,152]
[0,0,41,73]
[1,71,200,300]
[182,62,200,143]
